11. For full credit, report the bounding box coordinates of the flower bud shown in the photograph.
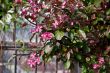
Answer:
[15,0,22,4]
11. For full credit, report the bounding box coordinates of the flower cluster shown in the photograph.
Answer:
[31,25,43,33]
[41,32,53,41]
[27,52,41,68]
[93,57,105,69]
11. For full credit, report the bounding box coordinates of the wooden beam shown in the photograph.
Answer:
[0,42,43,49]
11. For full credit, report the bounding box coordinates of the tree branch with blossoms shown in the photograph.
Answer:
[14,0,110,73]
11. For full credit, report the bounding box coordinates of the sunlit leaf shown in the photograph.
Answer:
[37,16,45,23]
[3,24,10,32]
[67,52,70,60]
[45,45,53,54]
[55,30,64,40]
[78,29,87,40]
[64,60,71,69]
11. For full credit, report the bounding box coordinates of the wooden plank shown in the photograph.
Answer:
[0,41,3,73]
[0,42,43,49]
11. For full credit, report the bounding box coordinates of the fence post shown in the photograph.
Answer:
[0,41,3,73]
[35,64,37,73]
[56,57,58,73]
[72,61,81,73]
[14,50,17,73]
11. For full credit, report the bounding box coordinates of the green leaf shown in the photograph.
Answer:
[78,29,87,40]
[67,52,70,60]
[84,46,91,53]
[37,16,45,23]
[3,24,10,32]
[93,17,103,25]
[83,45,91,53]
[94,0,101,7]
[82,65,87,73]
[46,56,52,62]
[0,20,4,30]
[8,8,14,13]
[0,24,2,30]
[75,53,82,61]
[45,45,53,54]
[83,26,90,33]
[64,60,71,69]
[83,0,94,5]
[68,29,75,40]
[5,14,12,23]
[55,30,64,40]
[106,9,110,15]
[0,20,4,25]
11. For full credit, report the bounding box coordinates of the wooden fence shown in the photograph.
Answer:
[0,42,81,73]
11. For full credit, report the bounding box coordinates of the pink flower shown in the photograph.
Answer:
[27,0,33,3]
[30,52,36,58]
[58,14,68,22]
[98,57,104,64]
[93,64,100,69]
[41,32,53,40]
[21,9,27,16]
[35,57,41,64]
[61,1,67,8]
[52,20,59,28]
[27,52,41,68]
[31,25,43,33]
[42,4,49,9]
[27,59,36,68]
[71,22,74,25]
[30,2,36,7]
[15,0,22,4]
[32,7,41,13]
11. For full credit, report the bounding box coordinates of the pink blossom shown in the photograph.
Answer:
[98,57,104,64]
[30,52,36,58]
[93,64,100,69]
[35,57,41,64]
[61,1,67,8]
[41,32,53,40]
[42,4,49,9]
[37,8,41,12]
[31,25,43,33]
[27,0,32,3]
[15,0,22,4]
[31,7,41,13]
[21,9,27,16]
[30,2,36,7]
[71,22,74,25]
[27,52,41,68]
[30,13,37,21]
[27,59,36,68]
[52,20,59,28]
[70,5,75,13]
[58,14,68,22]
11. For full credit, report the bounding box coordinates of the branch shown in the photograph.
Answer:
[26,19,36,25]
